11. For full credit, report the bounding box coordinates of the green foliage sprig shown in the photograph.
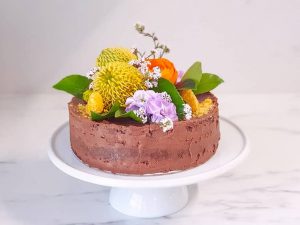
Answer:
[53,75,91,99]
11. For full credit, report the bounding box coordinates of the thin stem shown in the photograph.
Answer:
[134,23,170,59]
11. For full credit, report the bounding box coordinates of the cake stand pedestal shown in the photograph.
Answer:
[109,186,188,217]
[49,118,249,218]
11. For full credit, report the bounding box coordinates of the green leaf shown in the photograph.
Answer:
[176,79,197,90]
[181,61,202,88]
[115,109,142,123]
[193,73,224,95]
[91,103,120,121]
[53,75,92,99]
[152,78,185,120]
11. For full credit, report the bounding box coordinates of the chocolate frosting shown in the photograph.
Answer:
[68,93,220,175]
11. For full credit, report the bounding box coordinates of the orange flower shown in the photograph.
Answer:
[147,58,178,84]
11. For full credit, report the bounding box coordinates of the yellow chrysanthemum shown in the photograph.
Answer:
[180,89,213,117]
[92,62,145,110]
[96,47,137,67]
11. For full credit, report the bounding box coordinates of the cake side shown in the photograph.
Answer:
[53,23,224,175]
[69,93,220,175]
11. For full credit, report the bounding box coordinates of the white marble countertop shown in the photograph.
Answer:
[1,93,300,225]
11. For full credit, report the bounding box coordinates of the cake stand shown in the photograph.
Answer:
[48,117,249,218]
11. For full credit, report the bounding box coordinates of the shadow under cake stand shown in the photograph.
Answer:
[48,117,249,218]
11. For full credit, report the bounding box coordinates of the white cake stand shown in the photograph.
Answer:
[48,117,249,218]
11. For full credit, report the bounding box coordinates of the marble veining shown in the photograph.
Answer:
[0,93,300,225]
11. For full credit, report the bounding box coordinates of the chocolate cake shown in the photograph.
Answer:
[53,23,223,175]
[69,93,220,174]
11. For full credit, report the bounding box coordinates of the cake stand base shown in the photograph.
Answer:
[109,186,188,218]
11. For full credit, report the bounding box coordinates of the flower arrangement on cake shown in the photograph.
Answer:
[53,23,224,174]
[54,23,223,132]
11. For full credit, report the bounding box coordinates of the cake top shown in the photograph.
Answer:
[53,23,223,132]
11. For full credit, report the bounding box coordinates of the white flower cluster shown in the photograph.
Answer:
[159,117,174,132]
[148,66,161,79]
[129,59,161,88]
[86,67,100,79]
[160,92,172,103]
[86,67,100,90]
[129,58,149,74]
[183,104,192,120]
[133,107,148,124]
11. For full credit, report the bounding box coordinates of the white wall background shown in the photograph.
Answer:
[0,0,300,94]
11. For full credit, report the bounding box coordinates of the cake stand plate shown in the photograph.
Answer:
[49,117,249,218]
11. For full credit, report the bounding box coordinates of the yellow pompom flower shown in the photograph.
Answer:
[92,62,146,110]
[96,47,137,67]
[86,91,104,116]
